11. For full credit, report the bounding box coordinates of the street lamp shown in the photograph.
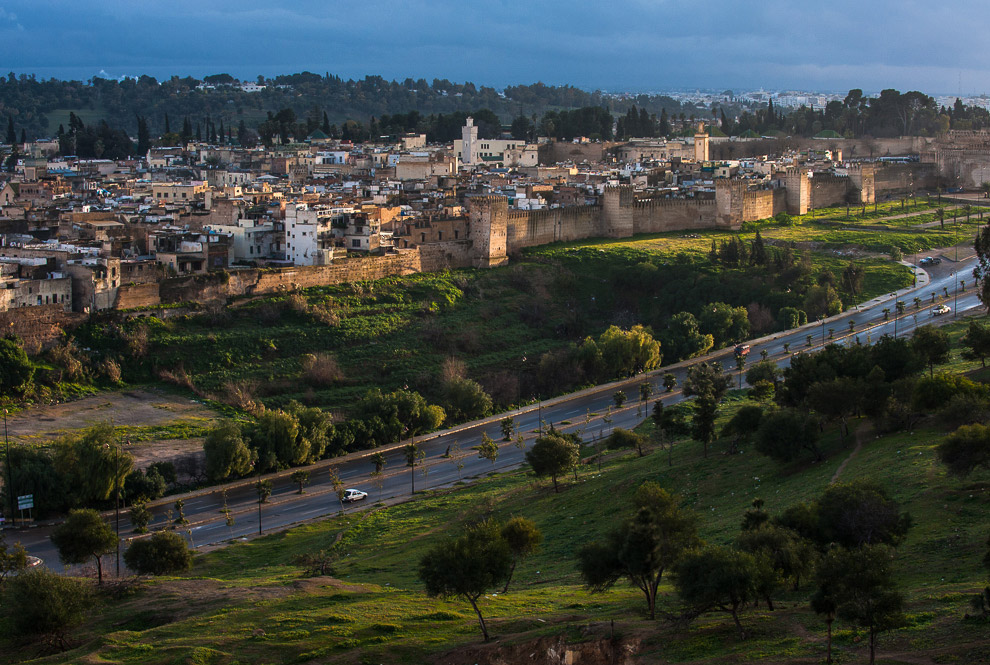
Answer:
[3,410,14,528]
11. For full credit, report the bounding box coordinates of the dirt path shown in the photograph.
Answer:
[831,421,871,484]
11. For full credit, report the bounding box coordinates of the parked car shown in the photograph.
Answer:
[342,489,368,502]
[932,304,951,316]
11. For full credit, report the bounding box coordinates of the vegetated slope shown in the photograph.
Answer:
[11,320,990,664]
[77,224,915,419]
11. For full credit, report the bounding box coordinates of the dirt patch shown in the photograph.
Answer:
[5,388,219,468]
[435,629,641,665]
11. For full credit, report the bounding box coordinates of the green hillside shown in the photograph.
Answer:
[6,318,990,664]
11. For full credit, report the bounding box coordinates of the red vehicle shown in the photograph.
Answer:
[734,344,751,357]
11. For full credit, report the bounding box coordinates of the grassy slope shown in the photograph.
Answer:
[129,205,936,414]
[11,320,990,665]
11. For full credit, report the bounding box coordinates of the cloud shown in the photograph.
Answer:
[1,0,988,93]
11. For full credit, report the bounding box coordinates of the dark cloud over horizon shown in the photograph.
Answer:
[0,0,984,95]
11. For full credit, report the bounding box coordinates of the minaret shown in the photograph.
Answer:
[461,117,478,165]
[694,122,709,162]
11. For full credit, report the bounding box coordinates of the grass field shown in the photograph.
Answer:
[8,319,990,664]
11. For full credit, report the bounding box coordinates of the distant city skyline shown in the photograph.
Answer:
[1,1,987,96]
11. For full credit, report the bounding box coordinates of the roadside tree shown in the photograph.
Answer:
[50,508,117,584]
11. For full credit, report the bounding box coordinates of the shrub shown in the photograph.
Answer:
[123,530,193,575]
[300,353,344,387]
[3,567,90,650]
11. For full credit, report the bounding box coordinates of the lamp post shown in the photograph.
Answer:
[114,442,121,577]
[3,410,13,528]
[819,317,825,347]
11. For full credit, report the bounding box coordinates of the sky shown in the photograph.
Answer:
[0,0,986,95]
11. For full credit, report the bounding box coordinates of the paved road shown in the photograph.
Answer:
[7,251,985,572]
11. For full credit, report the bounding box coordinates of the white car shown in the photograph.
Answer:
[342,489,368,503]
[931,304,950,316]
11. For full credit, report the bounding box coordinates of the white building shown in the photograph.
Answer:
[453,117,537,168]
[284,204,333,266]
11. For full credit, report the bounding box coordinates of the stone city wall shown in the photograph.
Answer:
[0,304,86,350]
[158,241,475,304]
[505,205,603,252]
[810,173,851,209]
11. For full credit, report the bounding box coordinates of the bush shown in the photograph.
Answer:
[606,428,647,454]
[123,530,193,575]
[3,567,90,650]
[0,337,34,395]
[301,352,344,387]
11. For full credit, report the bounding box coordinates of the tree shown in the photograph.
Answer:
[816,481,911,548]
[662,373,677,392]
[0,337,34,395]
[613,390,627,408]
[50,508,118,584]
[911,325,951,377]
[961,320,990,367]
[578,483,698,619]
[52,422,133,510]
[500,417,515,441]
[700,302,750,347]
[290,469,310,494]
[806,377,860,442]
[745,360,781,388]
[937,423,990,476]
[203,421,254,482]
[255,479,272,535]
[500,517,542,592]
[525,433,579,492]
[129,501,152,534]
[817,545,905,665]
[596,324,662,376]
[606,427,648,457]
[441,377,492,423]
[683,362,732,457]
[652,400,687,466]
[123,530,193,575]
[974,219,990,309]
[755,408,823,463]
[477,432,499,471]
[328,465,345,512]
[737,523,816,599]
[0,530,28,584]
[418,520,512,642]
[3,567,90,650]
[404,442,424,493]
[674,545,758,639]
[722,405,763,454]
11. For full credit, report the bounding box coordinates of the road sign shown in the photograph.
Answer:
[17,494,33,511]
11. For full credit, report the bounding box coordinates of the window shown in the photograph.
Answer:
[454,229,459,240]
[351,239,360,248]
[438,231,443,241]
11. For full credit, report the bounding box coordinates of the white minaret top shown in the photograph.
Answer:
[462,117,479,164]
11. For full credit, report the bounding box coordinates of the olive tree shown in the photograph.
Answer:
[418,520,512,642]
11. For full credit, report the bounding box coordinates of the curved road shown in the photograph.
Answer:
[7,250,984,572]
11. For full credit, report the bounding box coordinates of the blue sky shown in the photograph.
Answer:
[0,0,983,94]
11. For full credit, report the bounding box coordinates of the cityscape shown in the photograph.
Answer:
[1,2,990,664]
